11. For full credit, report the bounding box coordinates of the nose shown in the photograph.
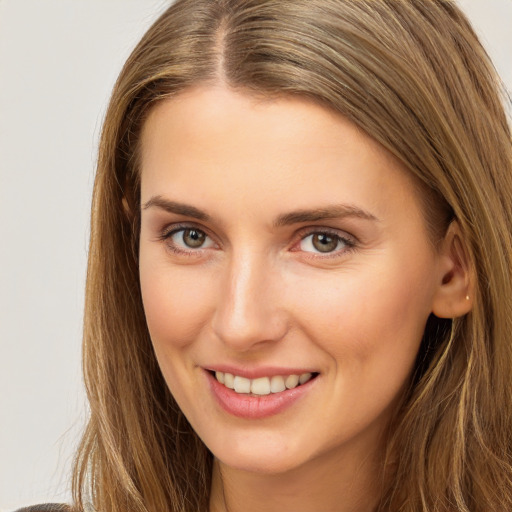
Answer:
[211,250,288,352]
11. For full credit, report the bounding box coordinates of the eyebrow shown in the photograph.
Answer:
[273,205,379,227]
[142,196,211,222]
[142,195,379,226]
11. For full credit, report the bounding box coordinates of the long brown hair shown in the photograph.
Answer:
[73,1,512,511]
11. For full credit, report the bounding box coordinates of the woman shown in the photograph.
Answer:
[19,0,512,511]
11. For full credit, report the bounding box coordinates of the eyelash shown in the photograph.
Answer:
[292,228,357,259]
[158,223,357,259]
[158,223,216,257]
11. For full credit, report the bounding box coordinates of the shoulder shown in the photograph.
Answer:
[14,505,71,512]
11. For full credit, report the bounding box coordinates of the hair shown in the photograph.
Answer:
[72,1,512,511]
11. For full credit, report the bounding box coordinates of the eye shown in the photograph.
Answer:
[298,231,353,254]
[166,227,216,251]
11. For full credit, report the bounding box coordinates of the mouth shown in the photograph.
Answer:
[206,368,320,419]
[209,370,319,396]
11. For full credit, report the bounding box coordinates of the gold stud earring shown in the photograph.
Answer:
[465,295,470,301]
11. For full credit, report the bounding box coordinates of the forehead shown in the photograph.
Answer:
[140,86,396,165]
[139,85,424,229]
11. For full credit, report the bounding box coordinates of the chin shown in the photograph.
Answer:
[217,453,302,475]
[208,432,316,475]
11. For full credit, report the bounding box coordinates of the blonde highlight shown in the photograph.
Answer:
[73,1,512,511]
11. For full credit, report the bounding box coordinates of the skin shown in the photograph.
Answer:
[138,85,470,512]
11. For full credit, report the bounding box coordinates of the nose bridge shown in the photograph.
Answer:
[212,246,286,350]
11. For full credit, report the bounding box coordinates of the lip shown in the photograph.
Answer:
[205,368,318,419]
[206,365,317,379]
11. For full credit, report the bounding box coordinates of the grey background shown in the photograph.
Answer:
[0,0,511,509]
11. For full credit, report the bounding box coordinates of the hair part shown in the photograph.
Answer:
[73,1,512,511]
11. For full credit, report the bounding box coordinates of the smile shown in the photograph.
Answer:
[207,369,319,419]
[213,371,316,395]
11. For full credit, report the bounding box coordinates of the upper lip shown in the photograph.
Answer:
[204,365,318,379]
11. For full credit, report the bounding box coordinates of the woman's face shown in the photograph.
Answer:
[139,86,444,474]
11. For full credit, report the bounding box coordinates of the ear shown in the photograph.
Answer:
[432,220,474,319]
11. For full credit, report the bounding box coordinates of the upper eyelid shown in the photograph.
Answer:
[156,223,216,247]
[161,222,212,238]
[156,222,358,250]
[159,225,217,255]
[290,227,358,257]
[293,225,358,243]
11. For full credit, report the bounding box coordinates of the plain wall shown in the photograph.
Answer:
[0,0,511,510]
[0,2,167,509]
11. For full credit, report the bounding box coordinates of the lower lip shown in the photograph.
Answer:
[206,371,317,419]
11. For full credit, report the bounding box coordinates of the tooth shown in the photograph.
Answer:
[234,376,251,394]
[285,374,299,389]
[270,375,286,393]
[299,372,312,385]
[251,377,271,395]
[215,371,225,384]
[224,373,235,389]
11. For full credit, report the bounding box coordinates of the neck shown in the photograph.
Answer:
[209,444,385,512]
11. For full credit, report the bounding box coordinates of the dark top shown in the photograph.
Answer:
[14,505,70,512]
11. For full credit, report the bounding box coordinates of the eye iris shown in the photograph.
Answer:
[312,233,338,253]
[183,229,205,248]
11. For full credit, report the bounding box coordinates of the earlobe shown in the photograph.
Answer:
[431,220,474,319]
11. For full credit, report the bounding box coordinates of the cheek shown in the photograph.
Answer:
[289,253,434,373]
[139,256,217,414]
[139,256,215,351]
